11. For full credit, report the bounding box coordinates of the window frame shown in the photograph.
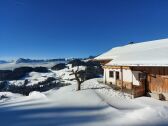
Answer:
[109,71,114,78]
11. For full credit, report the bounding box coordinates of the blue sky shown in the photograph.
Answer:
[1,0,168,60]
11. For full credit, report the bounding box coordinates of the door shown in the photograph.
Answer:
[115,71,120,86]
[147,74,167,93]
[116,71,119,80]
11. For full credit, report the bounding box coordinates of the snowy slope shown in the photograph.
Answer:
[0,78,168,126]
[52,66,86,80]
[9,71,57,86]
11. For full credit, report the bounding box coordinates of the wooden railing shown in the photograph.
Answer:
[116,80,133,89]
[108,80,145,98]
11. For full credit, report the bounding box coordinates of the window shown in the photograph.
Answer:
[138,73,147,81]
[109,71,114,78]
[116,71,120,80]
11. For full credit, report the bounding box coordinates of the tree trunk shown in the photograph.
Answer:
[77,82,81,91]
[73,70,82,91]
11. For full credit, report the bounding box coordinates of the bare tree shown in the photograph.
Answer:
[70,60,103,91]
[71,67,85,91]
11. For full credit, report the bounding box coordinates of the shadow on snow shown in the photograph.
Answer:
[0,105,109,126]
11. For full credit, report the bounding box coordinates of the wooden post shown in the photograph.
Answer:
[103,68,107,84]
[131,67,134,98]
[121,66,123,91]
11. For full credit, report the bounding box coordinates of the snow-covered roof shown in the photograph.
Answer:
[95,38,168,66]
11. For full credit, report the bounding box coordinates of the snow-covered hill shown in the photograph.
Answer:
[0,79,168,126]
[52,66,86,80]
[9,71,57,86]
[4,65,85,86]
[0,65,168,126]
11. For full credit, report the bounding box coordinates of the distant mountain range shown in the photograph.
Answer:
[0,58,67,64]
[0,60,9,64]
[0,56,95,64]
[15,58,66,64]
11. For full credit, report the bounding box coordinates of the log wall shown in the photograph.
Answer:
[132,67,168,93]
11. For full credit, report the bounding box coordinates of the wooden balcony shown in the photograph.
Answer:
[107,80,145,98]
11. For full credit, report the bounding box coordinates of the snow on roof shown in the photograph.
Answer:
[94,48,116,60]
[95,38,168,66]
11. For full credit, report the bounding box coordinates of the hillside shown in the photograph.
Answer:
[0,63,168,126]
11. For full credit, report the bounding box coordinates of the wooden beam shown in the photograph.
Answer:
[103,65,130,70]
